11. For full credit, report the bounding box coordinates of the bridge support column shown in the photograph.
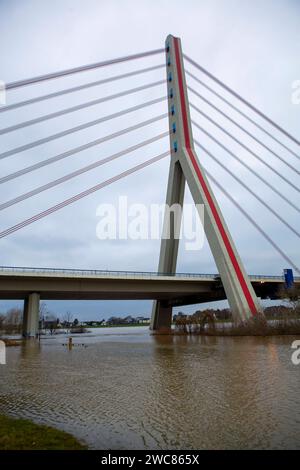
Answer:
[22,293,40,338]
[151,302,173,333]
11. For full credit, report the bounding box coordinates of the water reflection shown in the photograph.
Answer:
[20,339,41,360]
[0,328,299,449]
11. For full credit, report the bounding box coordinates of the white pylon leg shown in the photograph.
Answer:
[150,158,185,331]
[150,35,261,331]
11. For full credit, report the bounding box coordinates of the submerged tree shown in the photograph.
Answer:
[279,285,300,315]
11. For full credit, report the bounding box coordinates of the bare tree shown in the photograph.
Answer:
[62,311,73,333]
[0,313,5,332]
[38,301,48,334]
[5,307,23,333]
[39,302,48,319]
[47,316,59,336]
[279,285,300,314]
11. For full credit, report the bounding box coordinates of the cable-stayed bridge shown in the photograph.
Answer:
[0,35,299,336]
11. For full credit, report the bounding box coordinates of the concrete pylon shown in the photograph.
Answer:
[22,292,40,338]
[150,35,261,331]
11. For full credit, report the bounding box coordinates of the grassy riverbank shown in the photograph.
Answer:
[0,414,87,450]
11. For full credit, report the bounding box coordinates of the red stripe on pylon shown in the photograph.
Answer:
[173,37,257,315]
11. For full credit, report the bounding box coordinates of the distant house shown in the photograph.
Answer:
[107,316,124,325]
[41,314,59,330]
[105,315,149,325]
[82,320,102,326]
[123,316,135,324]
[136,316,150,324]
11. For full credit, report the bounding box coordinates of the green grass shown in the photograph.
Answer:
[0,414,87,450]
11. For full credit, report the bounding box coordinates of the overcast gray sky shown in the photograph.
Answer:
[0,0,299,319]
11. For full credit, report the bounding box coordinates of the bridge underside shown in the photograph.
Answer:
[0,271,292,337]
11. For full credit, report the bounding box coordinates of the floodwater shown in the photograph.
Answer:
[0,327,300,449]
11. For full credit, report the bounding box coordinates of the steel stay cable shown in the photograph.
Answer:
[184,54,300,146]
[0,131,169,211]
[189,85,299,175]
[186,69,300,161]
[0,80,165,135]
[6,48,165,90]
[190,102,300,193]
[0,64,165,113]
[191,119,300,213]
[0,113,168,184]
[0,151,169,238]
[0,96,167,161]
[195,140,300,239]
[205,169,300,274]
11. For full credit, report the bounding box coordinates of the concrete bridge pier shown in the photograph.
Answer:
[150,301,173,333]
[22,292,40,338]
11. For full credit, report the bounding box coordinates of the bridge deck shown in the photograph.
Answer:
[0,266,298,306]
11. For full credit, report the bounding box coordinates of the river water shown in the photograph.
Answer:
[1,327,300,449]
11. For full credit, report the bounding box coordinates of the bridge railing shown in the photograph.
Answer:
[0,265,216,279]
[0,265,298,281]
